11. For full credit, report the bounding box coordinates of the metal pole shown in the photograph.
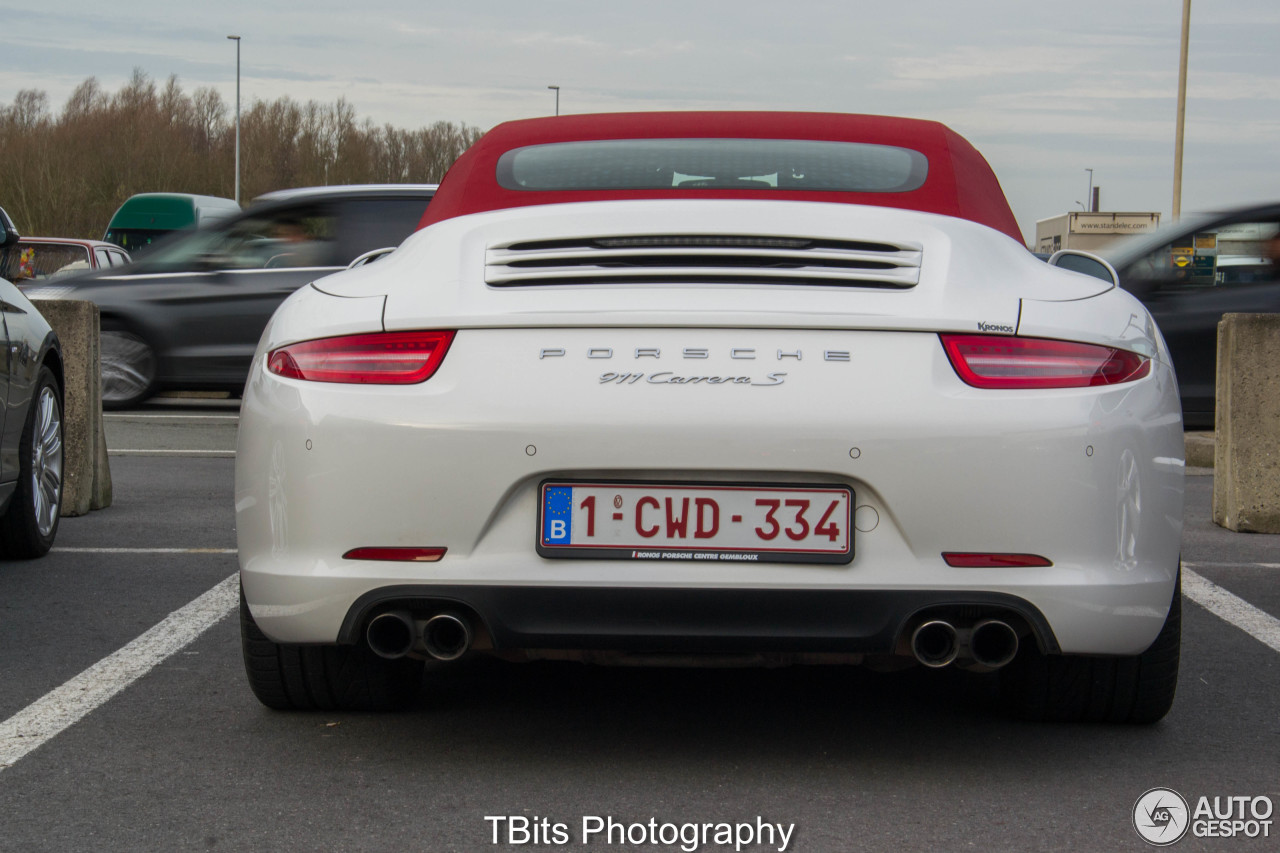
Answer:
[1085,169,1094,212]
[1172,0,1190,220]
[547,85,560,116]
[228,35,242,205]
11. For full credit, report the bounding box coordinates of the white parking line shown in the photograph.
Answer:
[53,547,237,555]
[1183,568,1280,654]
[109,450,236,457]
[1184,561,1280,570]
[103,414,240,420]
[0,573,239,772]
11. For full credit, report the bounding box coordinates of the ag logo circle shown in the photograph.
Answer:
[1133,787,1190,846]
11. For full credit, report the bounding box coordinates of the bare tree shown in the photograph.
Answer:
[0,71,484,238]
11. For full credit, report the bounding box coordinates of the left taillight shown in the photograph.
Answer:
[940,334,1151,389]
[267,330,455,384]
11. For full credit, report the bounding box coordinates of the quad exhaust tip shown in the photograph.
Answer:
[907,617,1019,671]
[969,619,1019,670]
[423,612,472,661]
[911,620,959,668]
[366,611,475,661]
[366,610,416,660]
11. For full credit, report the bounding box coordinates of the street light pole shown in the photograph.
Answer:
[1172,0,1191,220]
[227,35,242,205]
[547,85,560,116]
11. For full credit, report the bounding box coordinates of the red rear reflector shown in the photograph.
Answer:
[343,547,447,562]
[940,334,1150,389]
[268,330,455,384]
[943,552,1053,568]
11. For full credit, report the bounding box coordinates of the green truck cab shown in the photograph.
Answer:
[104,193,241,254]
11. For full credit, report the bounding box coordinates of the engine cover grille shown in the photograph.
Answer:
[485,234,923,288]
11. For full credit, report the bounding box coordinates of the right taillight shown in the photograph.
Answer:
[940,334,1150,389]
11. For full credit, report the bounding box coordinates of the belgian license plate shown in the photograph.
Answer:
[537,481,854,564]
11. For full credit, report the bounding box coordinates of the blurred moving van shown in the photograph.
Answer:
[104,193,241,255]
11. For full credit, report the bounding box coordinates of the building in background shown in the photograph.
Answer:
[1035,211,1161,254]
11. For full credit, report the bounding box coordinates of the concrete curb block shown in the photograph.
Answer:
[1213,313,1280,533]
[1184,432,1215,469]
[31,299,112,517]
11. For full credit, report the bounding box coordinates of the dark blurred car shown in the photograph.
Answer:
[0,208,65,557]
[21,185,437,408]
[1104,202,1280,428]
[1,237,131,283]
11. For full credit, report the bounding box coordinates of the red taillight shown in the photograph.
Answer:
[343,547,447,562]
[940,334,1150,389]
[268,331,455,384]
[943,552,1053,568]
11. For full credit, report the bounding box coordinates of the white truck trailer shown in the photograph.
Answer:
[1035,211,1161,254]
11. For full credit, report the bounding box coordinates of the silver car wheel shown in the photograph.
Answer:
[101,330,157,407]
[31,383,63,538]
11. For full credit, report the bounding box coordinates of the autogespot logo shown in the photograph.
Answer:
[1134,788,1190,846]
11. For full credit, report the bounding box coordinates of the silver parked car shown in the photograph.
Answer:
[0,208,63,558]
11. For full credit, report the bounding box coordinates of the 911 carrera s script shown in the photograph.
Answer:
[598,371,787,386]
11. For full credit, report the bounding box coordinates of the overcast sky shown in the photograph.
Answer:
[4,0,1278,243]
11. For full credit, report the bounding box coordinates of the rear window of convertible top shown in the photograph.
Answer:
[495,138,929,193]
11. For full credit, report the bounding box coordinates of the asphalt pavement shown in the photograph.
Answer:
[0,402,1277,852]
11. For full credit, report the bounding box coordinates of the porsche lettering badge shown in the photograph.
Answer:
[538,347,850,361]
[539,346,849,388]
[537,343,849,386]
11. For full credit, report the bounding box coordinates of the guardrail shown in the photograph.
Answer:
[32,299,111,516]
[1213,313,1279,533]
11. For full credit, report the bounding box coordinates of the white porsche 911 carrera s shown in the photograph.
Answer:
[236,112,1184,722]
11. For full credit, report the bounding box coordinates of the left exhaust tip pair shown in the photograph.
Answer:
[366,611,472,661]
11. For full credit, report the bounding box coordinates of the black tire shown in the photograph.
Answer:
[239,585,424,711]
[0,365,63,559]
[100,325,156,409]
[1001,571,1180,724]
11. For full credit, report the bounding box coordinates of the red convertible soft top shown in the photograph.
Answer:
[418,112,1022,242]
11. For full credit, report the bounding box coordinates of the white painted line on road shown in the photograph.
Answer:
[53,547,237,555]
[1184,568,1280,655]
[1184,561,1280,570]
[109,450,236,457]
[104,414,240,420]
[0,573,239,772]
